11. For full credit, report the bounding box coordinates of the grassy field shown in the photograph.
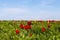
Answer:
[0,20,60,40]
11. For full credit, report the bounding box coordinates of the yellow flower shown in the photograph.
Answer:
[34,20,37,23]
[47,20,50,23]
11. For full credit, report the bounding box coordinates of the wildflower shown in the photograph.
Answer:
[34,20,37,23]
[41,27,46,32]
[20,24,24,29]
[27,21,31,26]
[29,33,32,37]
[24,25,31,30]
[38,20,43,22]
[51,20,55,22]
[47,20,51,23]
[15,29,20,34]
[48,24,51,28]
[29,25,32,29]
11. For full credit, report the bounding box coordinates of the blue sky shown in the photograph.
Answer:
[0,0,60,20]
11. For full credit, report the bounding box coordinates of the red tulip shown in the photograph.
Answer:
[41,27,46,32]
[29,33,32,37]
[51,20,55,22]
[24,25,31,30]
[20,24,24,29]
[38,20,43,22]
[47,20,51,23]
[15,29,19,34]
[48,24,51,28]
[47,20,55,22]
[29,26,32,29]
[27,21,31,26]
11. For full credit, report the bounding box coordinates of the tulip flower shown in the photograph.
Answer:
[24,25,31,30]
[29,33,32,37]
[38,20,43,22]
[51,20,55,22]
[48,24,51,28]
[47,20,51,23]
[27,21,31,26]
[34,20,37,23]
[41,27,46,32]
[29,25,32,29]
[15,29,20,34]
[20,24,24,29]
[24,25,29,30]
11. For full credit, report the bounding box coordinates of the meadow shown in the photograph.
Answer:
[0,20,60,40]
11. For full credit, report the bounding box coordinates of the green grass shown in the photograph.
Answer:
[0,20,60,40]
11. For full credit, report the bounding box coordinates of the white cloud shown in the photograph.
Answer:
[0,8,60,20]
[40,0,55,7]
[39,10,60,20]
[1,8,29,13]
[0,8,31,20]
